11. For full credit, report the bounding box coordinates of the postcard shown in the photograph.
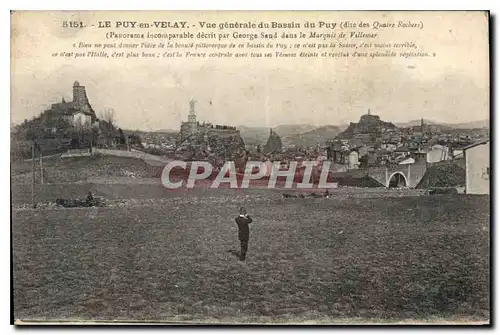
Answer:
[11,10,490,325]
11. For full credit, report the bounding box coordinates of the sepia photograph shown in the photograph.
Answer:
[10,10,490,325]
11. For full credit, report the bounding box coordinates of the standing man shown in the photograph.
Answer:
[235,206,253,261]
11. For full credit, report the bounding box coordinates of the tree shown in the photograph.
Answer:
[25,118,42,140]
[69,115,92,150]
[54,117,73,137]
[100,108,116,127]
[118,128,126,144]
[128,134,144,149]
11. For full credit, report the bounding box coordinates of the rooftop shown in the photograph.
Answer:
[460,140,489,151]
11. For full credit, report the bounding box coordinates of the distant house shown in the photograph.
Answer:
[73,112,92,128]
[463,140,489,195]
[453,149,464,159]
[357,145,369,158]
[381,143,397,151]
[348,150,359,170]
[398,157,415,165]
[394,146,410,156]
[411,149,428,163]
[427,145,450,163]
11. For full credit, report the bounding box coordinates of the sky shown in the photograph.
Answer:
[11,11,490,131]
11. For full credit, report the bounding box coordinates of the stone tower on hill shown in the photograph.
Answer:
[72,81,89,106]
[45,81,97,126]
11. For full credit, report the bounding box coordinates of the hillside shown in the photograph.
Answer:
[285,125,343,147]
[154,129,178,133]
[395,119,438,128]
[237,126,270,146]
[444,119,489,129]
[274,124,317,137]
[239,124,340,147]
[423,123,489,136]
[238,124,317,146]
[396,119,489,130]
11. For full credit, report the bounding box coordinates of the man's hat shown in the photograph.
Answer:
[239,206,247,215]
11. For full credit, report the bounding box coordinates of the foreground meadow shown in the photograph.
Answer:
[12,192,489,323]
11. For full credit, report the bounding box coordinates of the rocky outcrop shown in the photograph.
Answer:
[175,131,246,164]
[263,129,283,153]
[337,112,397,142]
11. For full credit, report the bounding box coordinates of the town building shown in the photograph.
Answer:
[394,146,411,157]
[462,140,489,195]
[348,150,359,170]
[426,144,450,163]
[327,141,349,164]
[411,149,428,163]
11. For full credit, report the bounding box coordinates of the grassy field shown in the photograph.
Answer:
[11,155,164,185]
[12,191,490,324]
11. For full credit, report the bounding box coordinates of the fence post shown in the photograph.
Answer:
[31,141,36,208]
[39,149,43,184]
